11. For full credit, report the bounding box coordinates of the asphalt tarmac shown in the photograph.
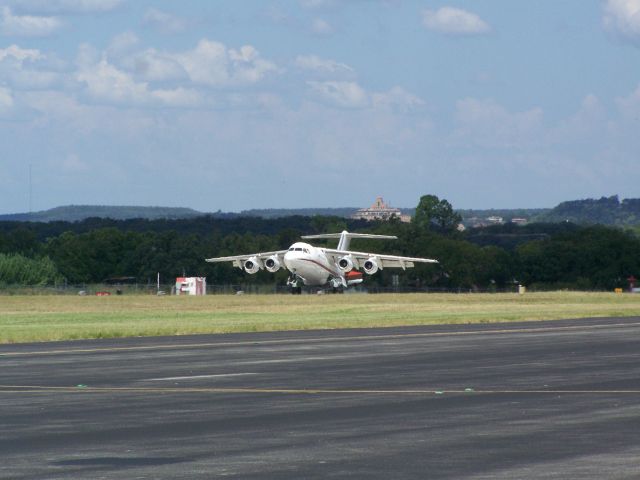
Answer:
[2,317,640,479]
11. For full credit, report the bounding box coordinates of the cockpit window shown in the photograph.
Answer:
[295,248,302,251]
[304,249,310,254]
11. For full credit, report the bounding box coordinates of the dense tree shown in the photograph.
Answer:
[413,195,462,233]
[0,203,638,290]
[516,226,640,289]
[0,253,61,285]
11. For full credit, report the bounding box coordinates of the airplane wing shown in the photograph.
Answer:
[205,250,288,269]
[322,249,438,270]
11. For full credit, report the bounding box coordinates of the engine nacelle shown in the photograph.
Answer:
[264,255,281,273]
[362,257,379,275]
[244,257,261,274]
[337,255,354,272]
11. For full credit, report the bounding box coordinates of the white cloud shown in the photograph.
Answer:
[152,87,200,107]
[143,8,187,34]
[6,0,123,14]
[22,90,151,135]
[306,81,424,112]
[307,80,369,108]
[49,38,281,110]
[77,58,148,103]
[107,32,139,56]
[0,44,43,62]
[372,86,425,112]
[555,94,606,142]
[453,98,544,148]
[603,0,640,41]
[422,7,490,36]
[62,153,89,172]
[295,54,354,76]
[615,82,640,117]
[105,39,278,88]
[300,0,335,9]
[0,86,13,110]
[170,40,278,87]
[0,6,63,37]
[2,68,59,90]
[229,45,276,83]
[76,57,199,107]
[311,17,334,35]
[170,40,228,86]
[0,44,62,89]
[127,48,187,82]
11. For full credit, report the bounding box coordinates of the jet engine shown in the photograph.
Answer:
[264,255,281,273]
[362,257,379,275]
[244,257,261,274]
[337,255,354,272]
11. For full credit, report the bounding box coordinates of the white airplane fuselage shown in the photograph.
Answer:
[283,242,341,286]
[205,230,438,292]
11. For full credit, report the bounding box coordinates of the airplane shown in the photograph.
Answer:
[205,230,438,293]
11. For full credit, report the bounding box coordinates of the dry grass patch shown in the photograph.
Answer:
[0,292,638,344]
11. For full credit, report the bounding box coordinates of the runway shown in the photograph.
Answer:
[2,317,640,479]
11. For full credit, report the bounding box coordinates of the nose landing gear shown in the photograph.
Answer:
[287,274,303,295]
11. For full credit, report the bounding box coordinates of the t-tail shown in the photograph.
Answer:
[301,230,397,251]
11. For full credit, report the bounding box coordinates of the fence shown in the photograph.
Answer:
[0,282,612,296]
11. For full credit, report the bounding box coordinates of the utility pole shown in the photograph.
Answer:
[28,163,32,216]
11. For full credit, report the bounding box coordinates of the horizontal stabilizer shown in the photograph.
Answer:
[302,230,397,250]
[301,233,397,240]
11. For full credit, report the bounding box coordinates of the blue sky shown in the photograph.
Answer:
[1,0,639,213]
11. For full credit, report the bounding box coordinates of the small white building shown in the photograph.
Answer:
[175,277,207,295]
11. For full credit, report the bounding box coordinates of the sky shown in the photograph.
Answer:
[1,0,640,214]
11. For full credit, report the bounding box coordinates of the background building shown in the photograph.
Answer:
[352,197,411,222]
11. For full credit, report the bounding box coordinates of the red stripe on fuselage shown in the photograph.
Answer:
[300,258,341,278]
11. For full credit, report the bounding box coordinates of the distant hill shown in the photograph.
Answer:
[2,196,638,225]
[0,205,364,223]
[0,205,206,223]
[0,205,388,223]
[533,195,640,225]
[238,207,359,218]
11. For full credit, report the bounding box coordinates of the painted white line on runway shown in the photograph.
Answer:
[5,384,640,395]
[145,373,258,381]
[234,354,361,366]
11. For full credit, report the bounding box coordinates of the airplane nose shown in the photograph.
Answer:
[284,251,295,269]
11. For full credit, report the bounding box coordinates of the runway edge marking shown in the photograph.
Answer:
[2,320,640,358]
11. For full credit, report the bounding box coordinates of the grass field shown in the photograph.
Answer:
[0,291,639,344]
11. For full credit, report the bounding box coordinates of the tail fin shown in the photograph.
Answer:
[301,230,397,250]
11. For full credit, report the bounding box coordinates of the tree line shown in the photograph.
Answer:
[535,195,640,225]
[0,195,639,290]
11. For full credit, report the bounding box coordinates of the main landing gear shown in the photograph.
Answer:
[330,277,344,294]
